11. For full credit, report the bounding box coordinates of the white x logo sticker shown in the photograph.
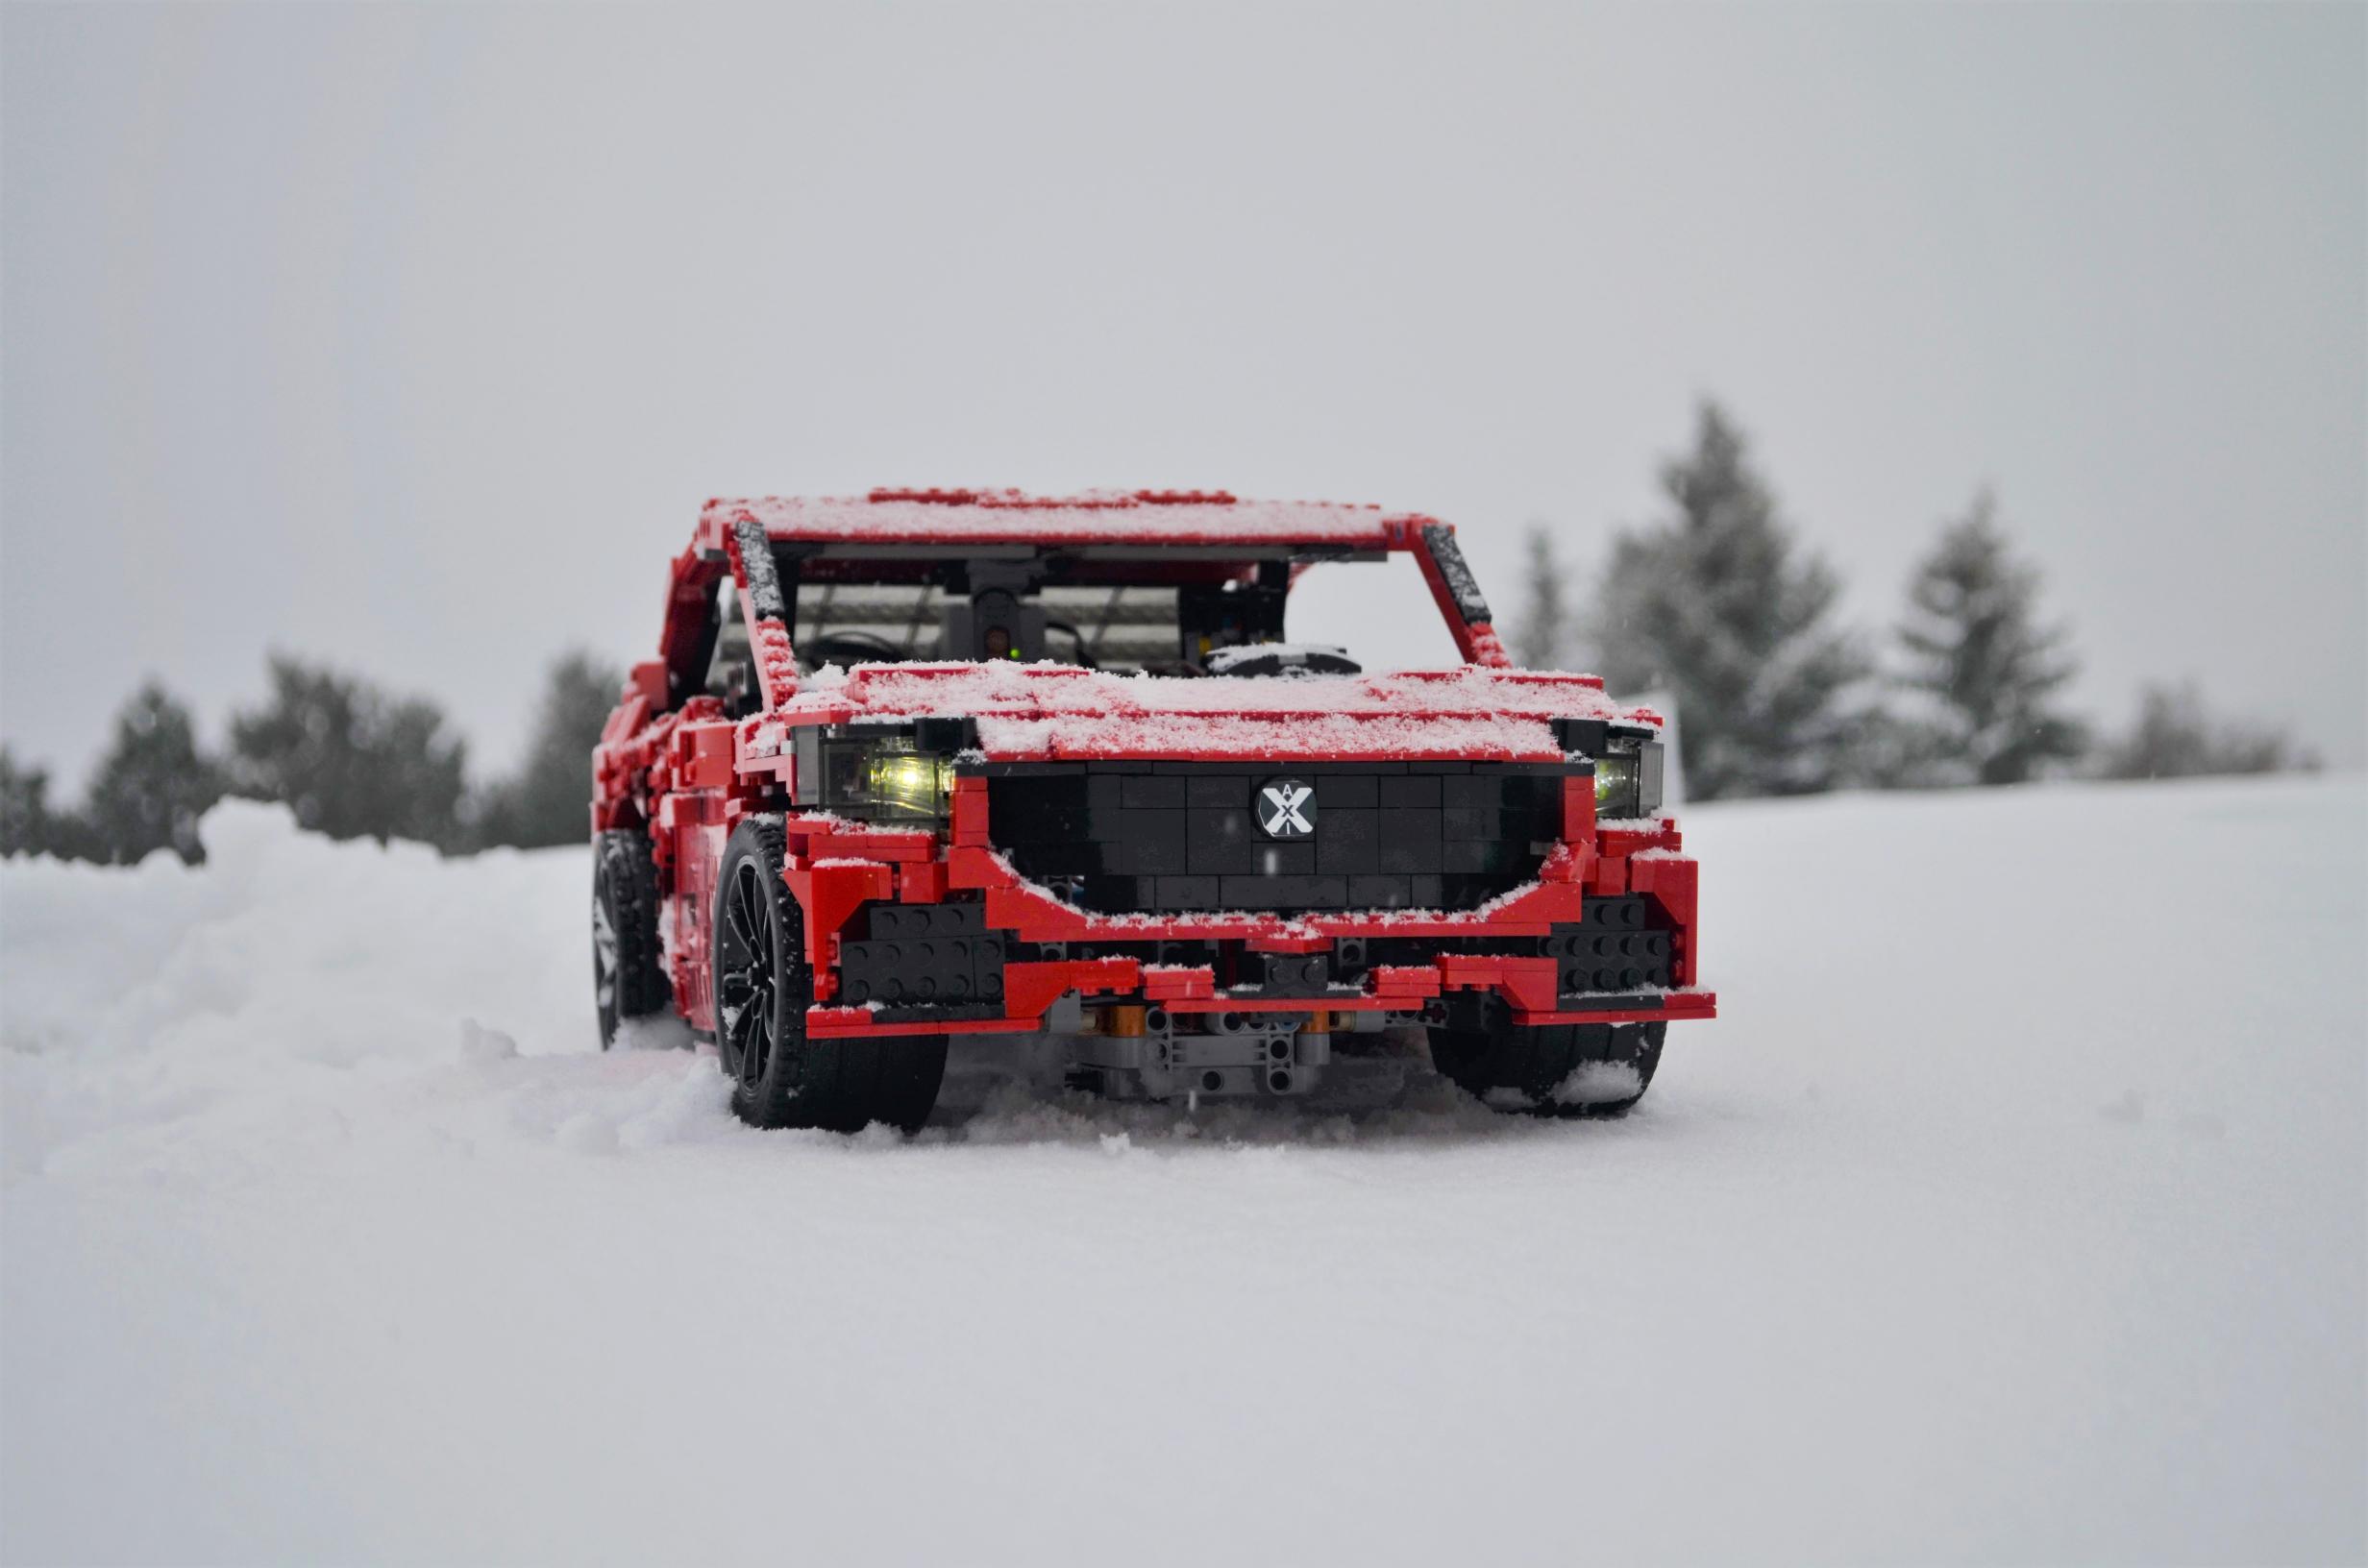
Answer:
[1258,782,1315,838]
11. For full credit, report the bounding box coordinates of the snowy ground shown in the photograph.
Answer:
[3,777,2362,1565]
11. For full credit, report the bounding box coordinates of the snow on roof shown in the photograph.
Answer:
[703,489,1404,549]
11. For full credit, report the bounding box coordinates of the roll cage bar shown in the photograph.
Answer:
[631,491,1510,715]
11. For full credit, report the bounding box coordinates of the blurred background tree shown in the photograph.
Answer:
[228,655,470,850]
[1511,526,1572,670]
[466,651,623,849]
[1889,493,2088,786]
[0,747,94,860]
[2098,682,2319,781]
[3,399,2333,851]
[3,652,625,861]
[82,681,224,864]
[1588,402,1872,799]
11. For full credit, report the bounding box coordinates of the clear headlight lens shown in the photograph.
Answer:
[1594,738,1665,820]
[822,732,955,822]
[1595,751,1638,816]
[865,748,955,821]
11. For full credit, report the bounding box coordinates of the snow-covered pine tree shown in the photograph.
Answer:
[1893,493,2086,786]
[1590,402,1869,800]
[1511,525,1571,670]
[83,681,223,864]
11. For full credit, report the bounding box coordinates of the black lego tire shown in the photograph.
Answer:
[1427,1007,1665,1119]
[712,815,948,1133]
[593,829,673,1048]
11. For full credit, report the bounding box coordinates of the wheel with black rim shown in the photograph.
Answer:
[593,829,672,1048]
[713,816,948,1132]
[1427,1007,1665,1119]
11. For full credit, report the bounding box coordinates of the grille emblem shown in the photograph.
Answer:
[1256,780,1316,839]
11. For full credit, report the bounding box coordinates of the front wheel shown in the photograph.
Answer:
[713,817,947,1133]
[1427,1010,1665,1119]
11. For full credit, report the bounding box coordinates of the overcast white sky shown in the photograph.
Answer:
[5,2,2362,787]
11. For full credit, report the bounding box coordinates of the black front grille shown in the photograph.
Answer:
[981,760,1578,915]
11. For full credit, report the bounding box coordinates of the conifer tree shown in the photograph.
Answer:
[228,656,468,849]
[2098,682,2317,780]
[82,681,224,863]
[470,651,624,848]
[1893,493,2087,785]
[0,747,90,860]
[1591,402,1870,799]
[1511,526,1572,671]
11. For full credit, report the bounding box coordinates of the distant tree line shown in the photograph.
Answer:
[1516,401,2319,801]
[0,411,2328,864]
[1,651,620,865]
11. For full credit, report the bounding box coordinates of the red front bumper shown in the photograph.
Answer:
[791,802,1713,1040]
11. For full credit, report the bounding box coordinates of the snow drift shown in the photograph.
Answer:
[3,779,2362,1565]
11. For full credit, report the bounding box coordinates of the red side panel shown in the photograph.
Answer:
[780,858,898,998]
[1629,853,1702,988]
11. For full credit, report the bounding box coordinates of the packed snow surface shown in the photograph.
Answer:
[4,778,2362,1564]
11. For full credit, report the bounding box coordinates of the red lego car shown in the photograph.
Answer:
[591,489,1713,1131]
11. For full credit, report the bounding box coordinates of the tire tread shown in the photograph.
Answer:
[720,816,946,1133]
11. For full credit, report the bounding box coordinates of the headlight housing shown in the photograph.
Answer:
[795,721,968,823]
[837,737,953,822]
[1593,733,1665,821]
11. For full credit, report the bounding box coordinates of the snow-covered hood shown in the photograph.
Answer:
[762,663,1656,762]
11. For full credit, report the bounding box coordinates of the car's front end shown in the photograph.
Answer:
[597,488,1714,1127]
[746,662,1710,1109]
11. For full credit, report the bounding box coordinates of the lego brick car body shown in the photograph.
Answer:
[591,488,1714,1130]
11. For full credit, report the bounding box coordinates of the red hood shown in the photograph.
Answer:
[755,663,1657,763]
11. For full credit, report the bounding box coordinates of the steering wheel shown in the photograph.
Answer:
[801,630,907,668]
[1205,646,1362,678]
[1043,620,1099,671]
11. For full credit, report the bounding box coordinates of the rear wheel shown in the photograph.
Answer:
[1427,1008,1665,1119]
[713,816,948,1132]
[593,830,671,1048]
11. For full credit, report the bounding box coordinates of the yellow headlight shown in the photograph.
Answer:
[865,750,953,820]
[1594,753,1639,815]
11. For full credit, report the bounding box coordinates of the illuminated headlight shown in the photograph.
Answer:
[867,748,954,820]
[821,731,956,822]
[1594,737,1665,821]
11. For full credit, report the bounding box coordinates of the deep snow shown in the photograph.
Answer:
[2,777,2361,1565]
